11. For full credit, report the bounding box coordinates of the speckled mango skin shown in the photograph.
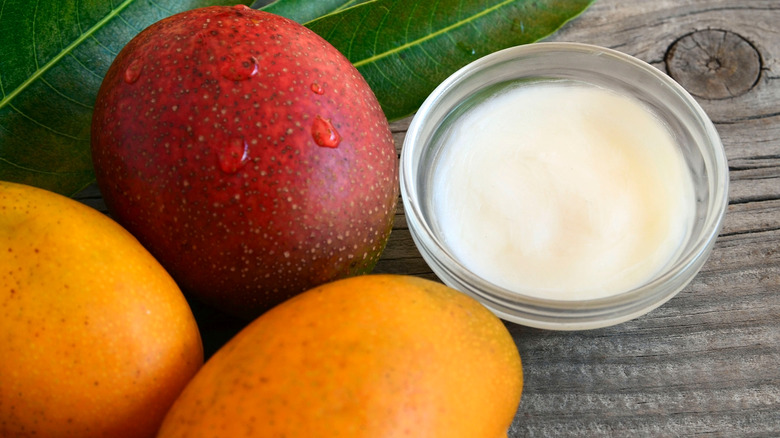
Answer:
[0,181,203,438]
[157,274,523,438]
[90,6,399,320]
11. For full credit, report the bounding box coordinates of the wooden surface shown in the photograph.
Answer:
[75,0,780,436]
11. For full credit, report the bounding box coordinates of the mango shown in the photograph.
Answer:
[90,6,399,320]
[157,274,523,437]
[0,181,203,437]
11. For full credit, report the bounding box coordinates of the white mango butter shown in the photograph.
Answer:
[432,81,695,300]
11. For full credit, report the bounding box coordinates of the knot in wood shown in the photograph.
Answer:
[665,29,761,100]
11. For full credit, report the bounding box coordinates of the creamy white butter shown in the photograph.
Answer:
[432,81,695,300]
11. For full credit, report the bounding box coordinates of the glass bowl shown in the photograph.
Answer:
[400,42,729,330]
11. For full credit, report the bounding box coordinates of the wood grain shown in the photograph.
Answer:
[385,1,780,436]
[74,0,780,436]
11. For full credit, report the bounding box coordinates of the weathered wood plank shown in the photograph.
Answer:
[71,0,780,436]
[500,1,780,436]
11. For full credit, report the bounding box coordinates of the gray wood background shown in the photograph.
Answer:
[75,0,780,436]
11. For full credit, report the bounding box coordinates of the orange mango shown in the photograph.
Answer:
[0,181,203,437]
[158,274,523,437]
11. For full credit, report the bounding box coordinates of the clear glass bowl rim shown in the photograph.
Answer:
[400,42,730,330]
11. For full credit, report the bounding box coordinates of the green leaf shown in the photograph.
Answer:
[306,0,595,121]
[0,0,249,196]
[1,0,592,196]
[253,0,374,23]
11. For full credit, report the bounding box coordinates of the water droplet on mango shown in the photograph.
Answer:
[221,56,259,81]
[123,59,143,84]
[311,116,341,149]
[219,137,250,173]
[311,83,325,95]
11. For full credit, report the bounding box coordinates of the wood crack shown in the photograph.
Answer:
[715,111,780,124]
[719,225,780,237]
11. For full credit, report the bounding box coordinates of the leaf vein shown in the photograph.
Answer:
[0,156,82,176]
[352,0,516,68]
[91,35,120,57]
[335,0,359,12]
[403,0,418,46]
[397,51,430,85]
[419,44,445,70]
[32,0,40,70]
[116,11,142,32]
[68,53,106,80]
[0,0,5,97]
[347,5,377,59]
[367,59,402,91]
[0,0,137,110]
[147,0,173,14]
[8,103,88,141]
[321,12,348,41]
[429,0,441,36]
[303,0,379,25]
[76,0,83,34]
[370,4,394,62]
[40,78,94,109]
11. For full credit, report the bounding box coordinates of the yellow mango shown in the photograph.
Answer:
[158,274,523,437]
[0,181,203,437]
